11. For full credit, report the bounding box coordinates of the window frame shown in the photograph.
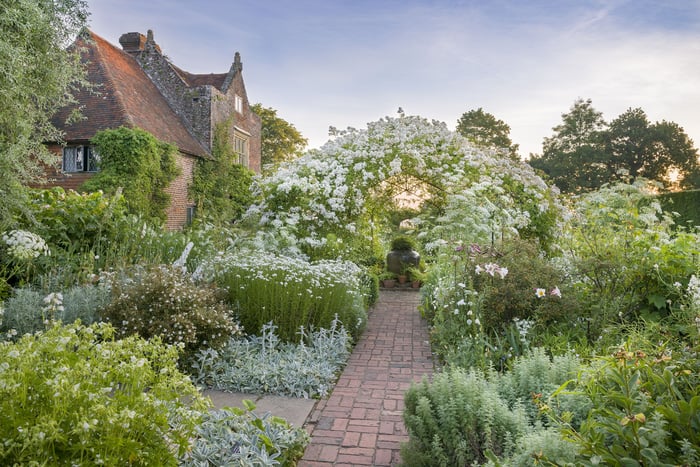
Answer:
[62,145,100,173]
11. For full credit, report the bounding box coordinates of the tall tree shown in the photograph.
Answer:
[606,109,699,188]
[530,99,700,193]
[250,104,308,172]
[456,108,519,159]
[0,0,89,227]
[529,98,609,193]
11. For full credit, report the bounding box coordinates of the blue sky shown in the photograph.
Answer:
[87,0,700,157]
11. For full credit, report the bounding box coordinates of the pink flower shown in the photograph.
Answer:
[470,244,482,254]
[550,286,561,298]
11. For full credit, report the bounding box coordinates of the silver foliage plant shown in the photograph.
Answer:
[192,318,351,398]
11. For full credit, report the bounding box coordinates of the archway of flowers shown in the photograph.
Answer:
[245,114,561,260]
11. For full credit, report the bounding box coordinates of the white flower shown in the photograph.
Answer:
[535,288,546,298]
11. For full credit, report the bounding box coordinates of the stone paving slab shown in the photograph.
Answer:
[299,290,434,466]
[202,389,317,429]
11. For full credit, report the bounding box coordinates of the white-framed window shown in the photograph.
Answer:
[186,205,196,225]
[234,94,243,113]
[234,134,249,167]
[62,145,100,173]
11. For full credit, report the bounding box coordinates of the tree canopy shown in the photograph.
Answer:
[250,104,307,173]
[456,108,519,160]
[529,98,700,193]
[0,0,89,228]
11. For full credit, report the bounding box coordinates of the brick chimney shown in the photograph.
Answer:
[119,32,146,52]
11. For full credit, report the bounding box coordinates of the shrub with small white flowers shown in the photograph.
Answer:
[99,264,240,366]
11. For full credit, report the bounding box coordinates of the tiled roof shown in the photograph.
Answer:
[171,64,228,91]
[53,30,209,158]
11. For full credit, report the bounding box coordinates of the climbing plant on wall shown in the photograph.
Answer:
[81,126,180,224]
[246,114,562,260]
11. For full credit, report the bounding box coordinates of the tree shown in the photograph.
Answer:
[456,108,519,159]
[250,104,307,172]
[190,120,255,224]
[530,99,700,193]
[0,0,89,228]
[529,99,609,193]
[606,109,699,188]
[81,127,180,224]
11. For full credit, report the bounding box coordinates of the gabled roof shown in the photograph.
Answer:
[53,30,209,158]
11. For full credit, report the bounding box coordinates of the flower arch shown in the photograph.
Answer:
[245,114,561,259]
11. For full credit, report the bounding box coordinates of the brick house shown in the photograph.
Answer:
[46,29,261,229]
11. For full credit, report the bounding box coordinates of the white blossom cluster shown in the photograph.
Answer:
[2,230,50,260]
[245,114,561,254]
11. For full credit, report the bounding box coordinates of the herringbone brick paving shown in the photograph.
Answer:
[299,290,434,466]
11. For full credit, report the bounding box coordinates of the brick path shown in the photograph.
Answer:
[299,290,434,466]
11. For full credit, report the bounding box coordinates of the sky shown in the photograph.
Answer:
[86,0,700,158]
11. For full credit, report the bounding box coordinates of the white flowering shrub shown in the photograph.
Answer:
[206,249,366,342]
[560,180,700,341]
[0,321,209,465]
[248,114,561,260]
[99,264,240,365]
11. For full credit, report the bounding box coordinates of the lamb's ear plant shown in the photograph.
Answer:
[192,318,351,398]
[181,400,310,466]
[0,321,210,466]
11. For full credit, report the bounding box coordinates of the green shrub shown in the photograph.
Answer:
[360,269,380,308]
[1,284,108,336]
[543,342,700,466]
[192,320,351,398]
[402,367,527,466]
[181,400,309,466]
[504,427,578,466]
[492,348,589,427]
[208,250,366,342]
[0,321,209,465]
[391,235,418,251]
[99,265,238,365]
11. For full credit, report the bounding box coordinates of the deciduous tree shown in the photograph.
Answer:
[250,104,307,172]
[0,0,89,227]
[456,108,519,159]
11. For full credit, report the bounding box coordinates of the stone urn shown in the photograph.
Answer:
[386,236,420,277]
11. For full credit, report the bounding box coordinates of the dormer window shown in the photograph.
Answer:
[234,94,243,113]
[62,145,99,172]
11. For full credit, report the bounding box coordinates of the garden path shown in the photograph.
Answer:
[299,289,434,466]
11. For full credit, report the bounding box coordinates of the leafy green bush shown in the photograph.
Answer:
[192,320,351,398]
[402,367,528,466]
[181,400,310,466]
[0,284,108,336]
[543,342,700,466]
[208,250,367,342]
[0,321,209,465]
[17,187,128,254]
[99,265,239,365]
[391,235,418,251]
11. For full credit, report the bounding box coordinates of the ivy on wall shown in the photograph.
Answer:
[190,119,255,224]
[81,126,180,224]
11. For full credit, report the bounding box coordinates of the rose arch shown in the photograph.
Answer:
[245,114,561,259]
